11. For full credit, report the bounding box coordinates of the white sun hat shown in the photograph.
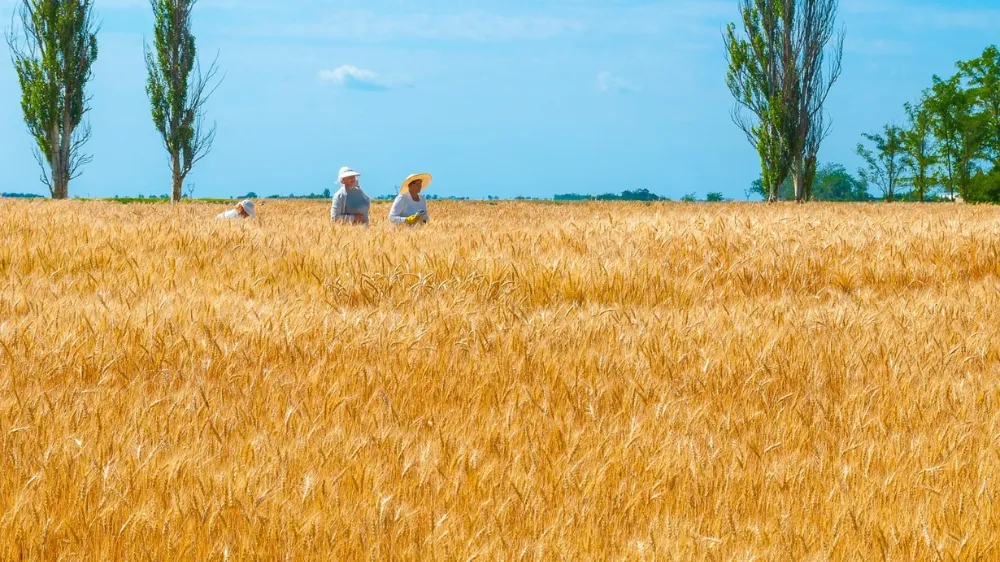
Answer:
[238,200,256,218]
[338,166,361,181]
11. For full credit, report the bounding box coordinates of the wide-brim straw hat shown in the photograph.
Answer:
[339,166,361,181]
[400,173,433,193]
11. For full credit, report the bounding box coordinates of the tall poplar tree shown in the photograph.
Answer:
[6,0,99,199]
[145,0,221,204]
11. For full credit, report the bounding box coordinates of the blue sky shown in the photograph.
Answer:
[0,0,998,200]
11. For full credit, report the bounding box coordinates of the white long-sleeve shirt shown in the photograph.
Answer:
[388,193,429,225]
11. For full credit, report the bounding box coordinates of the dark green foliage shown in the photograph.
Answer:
[967,167,1000,203]
[750,162,873,201]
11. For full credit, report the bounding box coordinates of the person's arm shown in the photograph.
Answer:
[388,196,409,224]
[331,190,352,222]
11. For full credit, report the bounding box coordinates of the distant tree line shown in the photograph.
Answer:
[555,189,734,202]
[1,192,44,199]
[265,189,330,200]
[857,46,1000,202]
[555,189,667,201]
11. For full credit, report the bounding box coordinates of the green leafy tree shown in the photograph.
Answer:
[786,0,844,203]
[900,99,938,202]
[857,124,907,202]
[724,1,795,202]
[958,45,1000,168]
[725,0,844,203]
[145,0,222,204]
[705,192,726,202]
[6,0,99,199]
[926,74,985,200]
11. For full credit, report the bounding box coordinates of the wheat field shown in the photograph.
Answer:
[1,199,1000,560]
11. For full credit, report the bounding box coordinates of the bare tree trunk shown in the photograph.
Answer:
[49,122,68,199]
[171,154,184,203]
[803,155,817,201]
[58,90,73,199]
[791,154,806,203]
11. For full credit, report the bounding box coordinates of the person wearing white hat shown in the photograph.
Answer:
[388,173,432,226]
[217,199,256,219]
[331,166,371,225]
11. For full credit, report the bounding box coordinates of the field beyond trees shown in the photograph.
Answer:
[2,200,1000,560]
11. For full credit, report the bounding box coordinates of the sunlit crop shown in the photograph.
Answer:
[2,199,999,560]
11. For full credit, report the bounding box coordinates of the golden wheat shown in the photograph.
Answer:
[1,199,1000,560]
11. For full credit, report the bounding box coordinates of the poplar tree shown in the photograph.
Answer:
[145,0,221,204]
[6,0,99,199]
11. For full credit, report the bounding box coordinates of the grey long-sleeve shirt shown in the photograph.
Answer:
[330,186,371,224]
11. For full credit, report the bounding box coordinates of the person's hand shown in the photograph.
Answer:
[405,214,421,225]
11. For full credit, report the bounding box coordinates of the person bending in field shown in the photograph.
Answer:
[331,166,371,225]
[217,200,256,219]
[388,173,432,226]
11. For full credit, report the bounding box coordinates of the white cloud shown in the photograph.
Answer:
[597,71,638,94]
[318,65,408,91]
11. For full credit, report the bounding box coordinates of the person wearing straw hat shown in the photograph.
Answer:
[389,173,432,226]
[217,199,256,219]
[331,166,371,225]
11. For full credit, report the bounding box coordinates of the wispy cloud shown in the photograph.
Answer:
[282,10,584,42]
[841,0,1000,30]
[845,37,914,56]
[597,71,638,94]
[318,65,408,91]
